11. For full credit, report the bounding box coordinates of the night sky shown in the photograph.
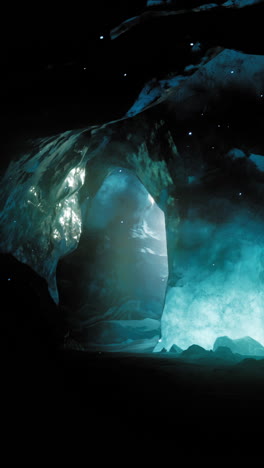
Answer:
[1,0,263,148]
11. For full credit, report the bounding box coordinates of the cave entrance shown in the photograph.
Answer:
[57,167,168,351]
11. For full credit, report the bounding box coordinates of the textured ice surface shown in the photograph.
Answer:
[159,210,264,351]
[0,130,87,301]
[126,76,186,118]
[223,0,263,7]
[213,335,264,356]
[2,42,264,352]
[249,154,264,172]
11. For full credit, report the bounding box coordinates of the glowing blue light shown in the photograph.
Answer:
[230,70,234,74]
[8,278,11,281]
[148,194,154,205]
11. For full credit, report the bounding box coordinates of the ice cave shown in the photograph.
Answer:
[1,0,264,358]
[3,1,264,464]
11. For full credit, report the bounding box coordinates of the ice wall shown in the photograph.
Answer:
[0,117,174,351]
[159,207,264,351]
[0,130,87,302]
[1,44,264,352]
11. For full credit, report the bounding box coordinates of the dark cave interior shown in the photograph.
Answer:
[1,0,264,464]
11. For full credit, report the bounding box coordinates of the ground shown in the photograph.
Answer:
[3,349,264,464]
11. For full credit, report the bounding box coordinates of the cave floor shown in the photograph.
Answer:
[2,350,264,464]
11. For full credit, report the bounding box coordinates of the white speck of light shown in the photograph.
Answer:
[123,73,127,77]
[211,146,215,149]
[261,94,263,98]
[212,264,215,266]
[239,192,242,196]
[83,67,86,70]
[230,70,234,74]
[148,194,155,205]
[8,278,11,281]
[218,124,221,127]
[100,35,104,40]
[188,131,192,136]
[190,42,194,46]
[119,169,122,173]
[121,220,124,224]
[158,339,162,342]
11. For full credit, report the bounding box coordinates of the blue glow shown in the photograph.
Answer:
[160,209,264,351]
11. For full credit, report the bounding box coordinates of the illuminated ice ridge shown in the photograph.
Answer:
[0,130,86,302]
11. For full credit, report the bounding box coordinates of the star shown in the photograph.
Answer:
[100,35,104,40]
[188,131,192,136]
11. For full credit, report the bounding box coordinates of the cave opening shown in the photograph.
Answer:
[57,167,168,352]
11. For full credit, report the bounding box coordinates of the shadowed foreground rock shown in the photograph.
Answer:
[0,253,64,356]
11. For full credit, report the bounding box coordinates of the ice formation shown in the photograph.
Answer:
[1,44,264,351]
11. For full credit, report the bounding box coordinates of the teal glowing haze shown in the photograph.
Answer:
[159,208,264,351]
[1,41,264,351]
